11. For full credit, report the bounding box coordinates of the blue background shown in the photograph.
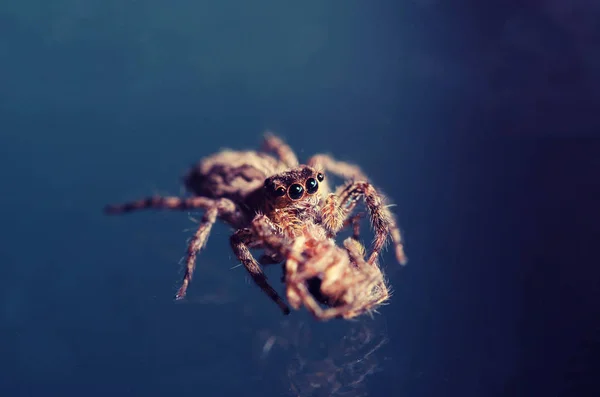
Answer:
[1,1,598,396]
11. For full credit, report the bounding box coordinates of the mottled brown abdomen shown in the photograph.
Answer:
[184,150,281,203]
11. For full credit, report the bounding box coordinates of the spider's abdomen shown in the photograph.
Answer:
[184,150,280,203]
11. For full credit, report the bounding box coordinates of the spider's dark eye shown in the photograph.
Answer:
[305,178,318,194]
[274,186,286,197]
[288,184,304,200]
[317,173,324,182]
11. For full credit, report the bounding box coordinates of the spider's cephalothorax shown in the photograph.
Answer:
[104,132,406,319]
[261,166,325,236]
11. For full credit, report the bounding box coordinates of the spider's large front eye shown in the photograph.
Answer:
[274,186,286,197]
[288,184,304,200]
[305,178,318,194]
[317,173,324,182]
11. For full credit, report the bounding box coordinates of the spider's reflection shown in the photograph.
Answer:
[255,317,389,396]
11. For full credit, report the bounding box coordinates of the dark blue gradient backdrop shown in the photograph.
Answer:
[1,1,598,396]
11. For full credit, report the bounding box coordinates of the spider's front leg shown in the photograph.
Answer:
[230,226,291,315]
[323,182,407,266]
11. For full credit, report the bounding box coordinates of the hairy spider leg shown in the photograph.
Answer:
[307,153,403,260]
[230,229,291,315]
[175,207,218,299]
[333,182,407,266]
[105,195,242,300]
[262,132,299,168]
[175,198,240,299]
[104,196,242,226]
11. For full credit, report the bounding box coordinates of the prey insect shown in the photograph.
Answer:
[104,133,406,318]
[254,216,392,320]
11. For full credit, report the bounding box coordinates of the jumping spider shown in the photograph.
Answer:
[104,133,406,319]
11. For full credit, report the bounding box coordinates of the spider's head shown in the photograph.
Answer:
[263,165,325,209]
